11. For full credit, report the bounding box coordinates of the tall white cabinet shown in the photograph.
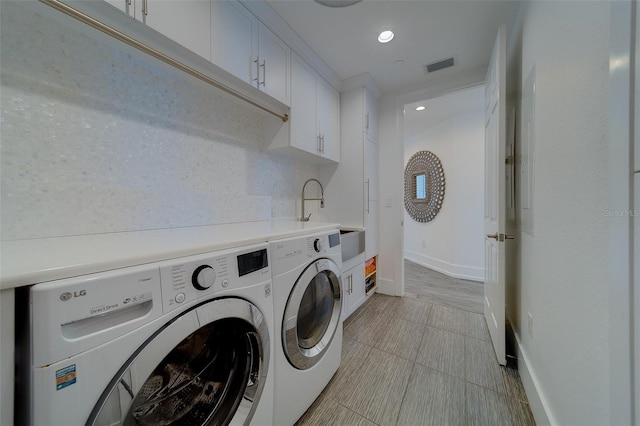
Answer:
[323,73,380,318]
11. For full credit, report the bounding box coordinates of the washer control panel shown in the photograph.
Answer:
[192,265,217,290]
[159,243,270,313]
[313,238,323,253]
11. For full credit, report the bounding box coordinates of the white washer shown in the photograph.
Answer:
[22,243,274,426]
[270,230,343,426]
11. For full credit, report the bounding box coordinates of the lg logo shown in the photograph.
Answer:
[60,290,87,301]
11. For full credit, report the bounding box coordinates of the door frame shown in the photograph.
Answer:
[377,74,487,299]
[608,0,636,424]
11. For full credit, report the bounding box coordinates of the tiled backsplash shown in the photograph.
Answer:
[0,1,318,240]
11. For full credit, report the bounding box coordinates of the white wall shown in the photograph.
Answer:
[507,1,611,424]
[403,87,485,281]
[379,1,614,424]
[0,1,318,241]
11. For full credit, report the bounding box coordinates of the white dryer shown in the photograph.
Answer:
[21,243,274,426]
[269,230,343,426]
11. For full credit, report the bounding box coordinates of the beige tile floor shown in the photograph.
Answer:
[404,260,484,314]
[296,294,535,426]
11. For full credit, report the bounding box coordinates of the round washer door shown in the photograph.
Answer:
[87,298,269,426]
[283,258,342,370]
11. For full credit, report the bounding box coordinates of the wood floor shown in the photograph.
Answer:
[295,294,535,426]
[404,260,484,314]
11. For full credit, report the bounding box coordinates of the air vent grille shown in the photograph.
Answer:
[424,57,455,74]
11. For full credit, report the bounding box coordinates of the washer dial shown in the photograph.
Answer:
[192,265,216,290]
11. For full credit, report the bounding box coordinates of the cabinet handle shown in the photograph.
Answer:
[317,134,321,153]
[366,179,370,213]
[349,274,353,294]
[321,134,325,154]
[253,57,260,86]
[365,113,369,130]
[142,0,147,15]
[126,0,131,6]
[260,60,266,87]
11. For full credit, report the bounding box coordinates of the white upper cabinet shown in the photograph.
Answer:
[211,0,257,84]
[103,0,211,60]
[103,0,129,15]
[290,54,318,156]
[317,77,340,162]
[257,23,290,105]
[210,1,289,105]
[288,53,339,163]
[142,0,212,61]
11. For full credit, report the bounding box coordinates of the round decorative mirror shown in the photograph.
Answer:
[404,150,445,222]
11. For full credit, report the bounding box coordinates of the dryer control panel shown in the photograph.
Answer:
[159,243,270,314]
[270,230,341,277]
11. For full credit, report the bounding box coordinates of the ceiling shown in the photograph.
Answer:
[266,0,519,94]
[403,84,484,140]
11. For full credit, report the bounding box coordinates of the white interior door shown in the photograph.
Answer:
[484,24,507,366]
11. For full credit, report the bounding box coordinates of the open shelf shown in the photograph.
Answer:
[364,256,376,296]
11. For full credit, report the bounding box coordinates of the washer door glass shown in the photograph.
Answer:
[88,298,269,426]
[283,259,341,370]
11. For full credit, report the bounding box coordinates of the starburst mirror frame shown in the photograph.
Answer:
[404,150,445,222]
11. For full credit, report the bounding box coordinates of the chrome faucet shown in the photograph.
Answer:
[301,178,325,222]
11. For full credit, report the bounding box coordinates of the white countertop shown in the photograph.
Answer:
[0,220,340,290]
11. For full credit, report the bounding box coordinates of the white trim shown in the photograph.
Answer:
[0,289,15,426]
[379,75,487,299]
[608,1,635,424]
[512,326,556,426]
[375,277,401,296]
[404,250,484,282]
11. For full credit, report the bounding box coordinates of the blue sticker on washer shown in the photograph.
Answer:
[55,364,76,390]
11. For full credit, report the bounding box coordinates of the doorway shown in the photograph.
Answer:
[401,85,486,311]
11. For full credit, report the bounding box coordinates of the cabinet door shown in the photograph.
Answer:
[343,262,365,320]
[144,0,211,61]
[364,136,378,201]
[290,54,318,156]
[364,88,379,141]
[258,23,289,105]
[365,202,378,258]
[211,0,257,84]
[104,0,129,15]
[317,78,340,162]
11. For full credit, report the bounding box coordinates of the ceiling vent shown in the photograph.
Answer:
[423,57,455,74]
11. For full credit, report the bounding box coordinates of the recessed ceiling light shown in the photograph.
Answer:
[377,30,395,44]
[416,105,426,111]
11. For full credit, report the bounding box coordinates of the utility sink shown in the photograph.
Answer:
[340,229,365,264]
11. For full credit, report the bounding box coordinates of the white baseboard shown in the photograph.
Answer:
[404,250,484,281]
[376,277,402,296]
[512,328,556,426]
